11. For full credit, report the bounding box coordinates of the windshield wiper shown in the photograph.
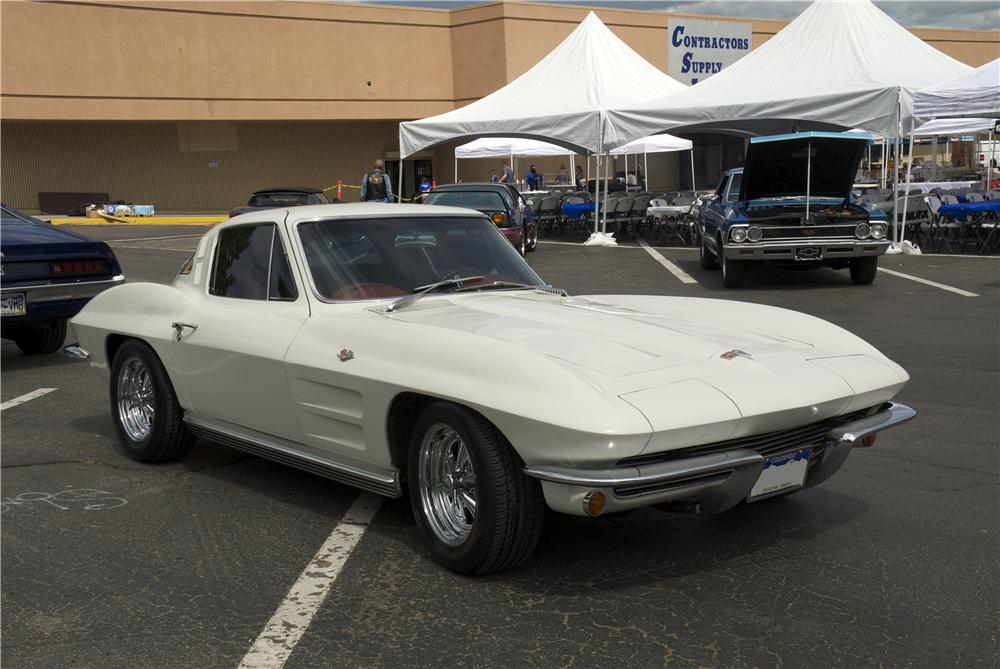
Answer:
[386,275,484,313]
[454,281,568,296]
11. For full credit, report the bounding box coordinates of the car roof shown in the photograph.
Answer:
[223,203,489,227]
[251,187,324,195]
[433,183,513,191]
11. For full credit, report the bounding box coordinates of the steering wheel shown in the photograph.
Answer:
[331,283,408,300]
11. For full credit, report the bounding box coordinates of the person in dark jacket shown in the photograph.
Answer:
[360,159,394,202]
[526,165,541,190]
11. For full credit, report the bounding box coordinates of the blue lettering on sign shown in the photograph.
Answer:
[671,25,685,47]
[681,52,692,73]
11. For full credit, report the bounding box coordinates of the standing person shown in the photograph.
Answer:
[557,164,568,183]
[526,165,541,190]
[489,169,500,183]
[500,160,514,184]
[575,164,585,188]
[360,159,393,202]
[418,174,432,193]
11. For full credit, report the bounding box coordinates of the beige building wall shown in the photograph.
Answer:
[1,0,997,211]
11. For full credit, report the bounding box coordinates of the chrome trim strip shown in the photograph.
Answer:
[62,343,90,360]
[827,401,916,447]
[183,415,401,498]
[1,274,125,302]
[524,449,764,488]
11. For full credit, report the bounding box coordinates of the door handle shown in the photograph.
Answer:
[171,322,198,341]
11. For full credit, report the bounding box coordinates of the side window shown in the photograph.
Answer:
[726,173,743,201]
[715,175,729,198]
[269,229,298,301]
[210,224,298,301]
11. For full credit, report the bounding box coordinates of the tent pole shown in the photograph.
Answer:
[593,153,600,234]
[892,135,901,244]
[603,152,610,234]
[570,153,575,189]
[690,149,696,192]
[644,151,648,191]
[930,137,937,181]
[988,126,996,190]
[399,155,404,203]
[805,140,812,221]
[454,156,458,183]
[900,122,915,246]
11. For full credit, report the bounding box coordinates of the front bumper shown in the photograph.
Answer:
[723,239,889,261]
[525,401,915,517]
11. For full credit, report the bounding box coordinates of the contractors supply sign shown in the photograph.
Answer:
[668,19,752,85]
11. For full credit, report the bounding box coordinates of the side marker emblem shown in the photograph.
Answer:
[338,349,355,362]
[720,349,752,360]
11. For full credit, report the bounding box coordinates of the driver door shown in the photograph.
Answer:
[172,222,309,440]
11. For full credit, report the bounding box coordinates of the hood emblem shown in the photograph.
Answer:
[720,349,752,360]
[338,348,355,362]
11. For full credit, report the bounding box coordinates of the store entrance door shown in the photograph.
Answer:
[385,158,433,202]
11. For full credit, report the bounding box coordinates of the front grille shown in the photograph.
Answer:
[618,405,877,468]
[760,224,858,240]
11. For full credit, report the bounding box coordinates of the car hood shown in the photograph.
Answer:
[740,134,867,202]
[379,292,905,390]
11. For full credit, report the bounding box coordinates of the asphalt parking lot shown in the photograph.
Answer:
[3,224,998,668]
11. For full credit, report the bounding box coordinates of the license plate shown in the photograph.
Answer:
[795,246,823,260]
[748,447,811,501]
[0,293,26,317]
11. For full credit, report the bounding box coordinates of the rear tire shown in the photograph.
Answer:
[13,319,67,355]
[700,235,718,270]
[110,339,194,463]
[407,401,545,575]
[850,256,878,284]
[720,244,746,288]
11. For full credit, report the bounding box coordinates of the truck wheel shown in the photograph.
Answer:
[721,246,746,288]
[110,339,194,462]
[850,256,878,285]
[408,401,545,575]
[700,235,718,269]
[13,319,67,355]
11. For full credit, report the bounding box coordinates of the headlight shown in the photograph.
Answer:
[855,222,872,239]
[871,222,887,240]
[730,227,748,243]
[746,225,762,242]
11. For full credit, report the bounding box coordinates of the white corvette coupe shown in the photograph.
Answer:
[67,203,915,574]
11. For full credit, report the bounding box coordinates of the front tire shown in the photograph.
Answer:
[110,339,194,462]
[850,256,878,284]
[13,319,67,355]
[407,401,545,575]
[720,244,746,288]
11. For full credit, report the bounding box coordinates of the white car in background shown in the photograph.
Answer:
[67,203,915,574]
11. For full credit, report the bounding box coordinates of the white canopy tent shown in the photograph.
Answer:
[603,0,971,243]
[913,58,1000,121]
[453,137,575,183]
[399,11,686,234]
[609,133,694,192]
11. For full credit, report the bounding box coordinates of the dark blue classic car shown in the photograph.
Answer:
[1,205,124,354]
[697,132,889,288]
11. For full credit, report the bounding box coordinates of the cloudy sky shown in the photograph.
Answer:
[359,1,1000,30]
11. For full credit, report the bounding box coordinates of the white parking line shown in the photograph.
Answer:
[877,267,979,297]
[237,492,382,669]
[0,388,57,411]
[638,240,698,284]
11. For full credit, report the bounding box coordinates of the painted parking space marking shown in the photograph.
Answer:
[877,267,979,297]
[0,388,57,412]
[638,240,698,284]
[237,492,382,669]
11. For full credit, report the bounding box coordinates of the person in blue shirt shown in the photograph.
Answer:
[526,165,541,190]
[489,169,500,183]
[418,175,432,193]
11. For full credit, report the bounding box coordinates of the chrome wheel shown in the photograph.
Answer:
[116,355,154,441]
[418,423,477,547]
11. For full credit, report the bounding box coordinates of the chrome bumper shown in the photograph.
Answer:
[0,274,125,303]
[723,239,889,261]
[525,402,916,517]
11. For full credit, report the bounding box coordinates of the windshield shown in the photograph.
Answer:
[424,191,508,212]
[298,216,545,301]
[249,192,310,207]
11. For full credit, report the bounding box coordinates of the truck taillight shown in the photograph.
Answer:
[50,259,109,275]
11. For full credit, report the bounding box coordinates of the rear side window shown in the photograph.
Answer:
[210,224,298,300]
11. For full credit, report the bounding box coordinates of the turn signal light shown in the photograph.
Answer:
[491,212,506,226]
[583,491,606,516]
[863,433,877,446]
[50,259,109,275]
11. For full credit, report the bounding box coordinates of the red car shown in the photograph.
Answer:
[423,184,537,256]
